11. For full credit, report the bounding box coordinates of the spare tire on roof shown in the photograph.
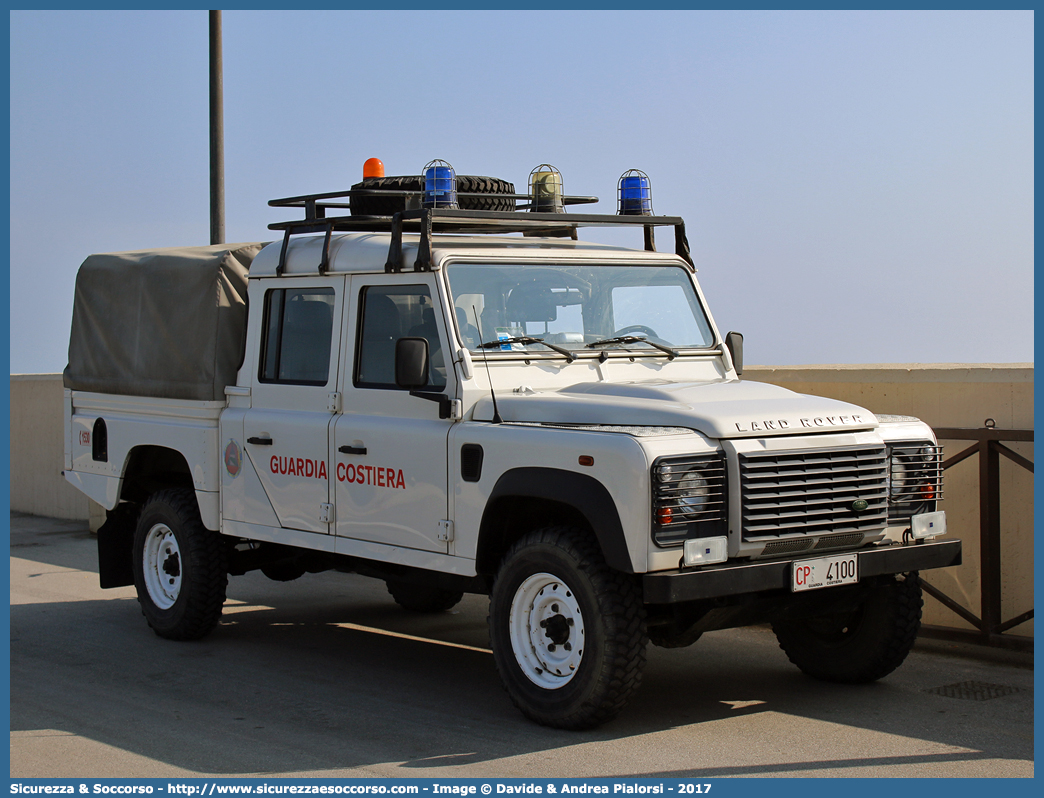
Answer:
[350,175,516,216]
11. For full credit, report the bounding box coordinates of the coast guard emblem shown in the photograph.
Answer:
[224,439,242,477]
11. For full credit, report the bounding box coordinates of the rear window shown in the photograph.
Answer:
[259,287,335,385]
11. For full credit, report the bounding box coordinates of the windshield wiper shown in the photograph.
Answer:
[586,335,678,360]
[478,336,577,362]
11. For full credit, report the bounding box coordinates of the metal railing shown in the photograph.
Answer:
[917,422,1033,651]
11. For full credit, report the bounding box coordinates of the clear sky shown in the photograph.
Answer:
[8,9,1034,373]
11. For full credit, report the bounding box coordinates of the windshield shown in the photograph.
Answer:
[444,262,715,354]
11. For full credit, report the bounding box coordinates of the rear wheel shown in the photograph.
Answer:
[132,488,228,640]
[772,573,923,683]
[488,527,647,729]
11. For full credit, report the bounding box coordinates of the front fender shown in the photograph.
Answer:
[480,467,633,573]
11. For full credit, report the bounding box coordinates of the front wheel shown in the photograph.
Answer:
[772,573,923,683]
[132,488,228,640]
[488,527,647,729]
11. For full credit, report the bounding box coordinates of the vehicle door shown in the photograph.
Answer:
[242,277,345,534]
[333,274,453,552]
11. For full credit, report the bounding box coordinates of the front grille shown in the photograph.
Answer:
[888,443,943,521]
[652,453,726,546]
[814,532,866,550]
[762,538,815,555]
[740,445,888,541]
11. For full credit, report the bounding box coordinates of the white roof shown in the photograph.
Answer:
[248,232,683,278]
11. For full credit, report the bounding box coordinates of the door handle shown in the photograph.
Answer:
[247,436,273,446]
[338,445,367,456]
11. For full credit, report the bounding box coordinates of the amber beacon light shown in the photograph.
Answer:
[362,158,385,178]
[529,164,565,213]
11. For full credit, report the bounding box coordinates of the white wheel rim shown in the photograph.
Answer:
[508,572,585,689]
[143,523,182,610]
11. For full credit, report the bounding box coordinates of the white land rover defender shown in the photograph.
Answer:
[63,164,958,729]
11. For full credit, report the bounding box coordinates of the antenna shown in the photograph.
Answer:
[473,305,502,424]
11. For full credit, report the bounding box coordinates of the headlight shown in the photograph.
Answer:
[887,443,943,521]
[652,454,727,546]
[676,470,711,512]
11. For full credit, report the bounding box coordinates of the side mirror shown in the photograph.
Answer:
[395,337,429,389]
[725,331,744,376]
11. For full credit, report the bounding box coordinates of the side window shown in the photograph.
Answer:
[259,287,336,385]
[355,285,446,390]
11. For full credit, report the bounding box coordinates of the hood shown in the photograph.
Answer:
[474,379,877,439]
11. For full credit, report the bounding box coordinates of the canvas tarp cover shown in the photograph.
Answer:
[64,242,267,401]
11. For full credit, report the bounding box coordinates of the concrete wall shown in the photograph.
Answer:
[9,375,105,528]
[745,364,1033,637]
[11,367,1034,637]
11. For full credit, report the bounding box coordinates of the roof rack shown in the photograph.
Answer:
[268,188,692,276]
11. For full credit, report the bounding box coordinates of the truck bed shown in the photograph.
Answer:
[64,390,225,529]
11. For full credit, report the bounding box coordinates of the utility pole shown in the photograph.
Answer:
[209,10,225,245]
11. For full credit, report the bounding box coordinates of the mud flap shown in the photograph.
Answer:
[97,503,138,588]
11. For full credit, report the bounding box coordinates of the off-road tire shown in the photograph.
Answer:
[350,175,515,216]
[772,573,923,683]
[386,580,464,613]
[488,526,647,730]
[132,488,228,641]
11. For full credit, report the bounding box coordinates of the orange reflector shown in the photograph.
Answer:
[921,485,936,500]
[657,507,673,525]
[363,158,385,178]
[578,455,594,467]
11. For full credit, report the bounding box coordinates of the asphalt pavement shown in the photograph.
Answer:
[9,511,1034,779]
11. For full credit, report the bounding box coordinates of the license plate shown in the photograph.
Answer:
[791,553,859,592]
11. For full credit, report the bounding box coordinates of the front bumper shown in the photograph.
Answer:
[642,538,961,604]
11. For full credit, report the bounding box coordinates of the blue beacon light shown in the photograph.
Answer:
[423,159,458,209]
[617,169,653,215]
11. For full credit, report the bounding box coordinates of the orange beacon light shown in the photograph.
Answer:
[363,158,385,178]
